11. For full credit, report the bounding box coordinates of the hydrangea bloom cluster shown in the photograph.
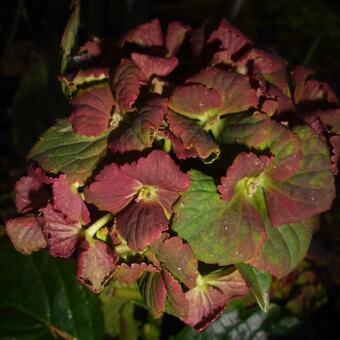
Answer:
[6,18,339,330]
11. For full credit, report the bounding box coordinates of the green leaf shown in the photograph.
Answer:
[252,216,316,279]
[172,304,301,340]
[120,303,140,340]
[0,242,103,339]
[172,170,266,266]
[99,280,142,340]
[60,0,80,73]
[9,55,67,160]
[172,170,316,278]
[28,120,110,183]
[235,263,272,312]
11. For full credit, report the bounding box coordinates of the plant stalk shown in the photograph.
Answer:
[85,213,113,239]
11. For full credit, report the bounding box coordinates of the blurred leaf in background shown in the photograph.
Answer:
[100,279,162,340]
[172,303,303,340]
[8,54,67,161]
[0,241,103,339]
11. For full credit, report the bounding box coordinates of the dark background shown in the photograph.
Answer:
[0,0,339,339]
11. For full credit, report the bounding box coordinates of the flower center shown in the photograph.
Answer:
[135,186,157,202]
[245,177,262,198]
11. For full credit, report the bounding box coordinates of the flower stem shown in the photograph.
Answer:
[85,213,113,239]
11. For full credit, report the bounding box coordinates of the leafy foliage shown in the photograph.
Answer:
[29,120,111,183]
[5,15,340,334]
[0,242,103,339]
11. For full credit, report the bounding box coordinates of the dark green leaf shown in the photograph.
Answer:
[235,263,272,312]
[28,120,110,183]
[99,280,142,339]
[0,242,103,339]
[60,0,80,73]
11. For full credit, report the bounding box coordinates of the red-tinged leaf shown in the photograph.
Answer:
[291,65,315,83]
[261,99,278,117]
[26,164,54,184]
[218,152,271,201]
[15,175,50,213]
[84,163,141,214]
[41,204,82,258]
[262,85,295,116]
[139,271,166,319]
[70,83,114,136]
[218,112,302,181]
[210,50,234,67]
[5,216,47,255]
[131,53,178,81]
[330,135,340,175]
[151,235,198,288]
[112,60,141,113]
[187,68,258,118]
[138,268,187,319]
[184,283,225,331]
[121,150,188,191]
[118,19,163,48]
[120,150,190,213]
[112,263,159,285]
[292,66,339,107]
[165,21,191,56]
[159,129,198,160]
[291,66,314,103]
[78,39,102,57]
[208,19,252,63]
[245,49,288,93]
[182,269,249,331]
[53,175,90,225]
[303,109,340,135]
[77,239,117,293]
[85,150,189,216]
[59,67,109,94]
[166,110,220,162]
[309,117,327,139]
[110,97,167,153]
[263,127,335,226]
[169,84,223,121]
[116,202,168,251]
[218,113,335,226]
[203,269,249,298]
[299,81,338,106]
[251,217,317,279]
[162,268,188,318]
[173,171,266,266]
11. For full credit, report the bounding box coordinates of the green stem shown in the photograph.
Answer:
[115,243,133,256]
[85,213,113,239]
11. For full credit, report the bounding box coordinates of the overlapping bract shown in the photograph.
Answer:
[6,17,340,332]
